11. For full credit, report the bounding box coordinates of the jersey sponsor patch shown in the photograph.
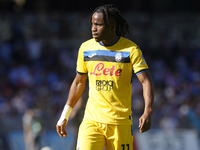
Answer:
[96,80,113,91]
[90,63,122,77]
[88,53,97,58]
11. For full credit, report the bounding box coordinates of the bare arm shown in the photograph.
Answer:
[66,73,88,108]
[137,71,154,133]
[56,73,88,137]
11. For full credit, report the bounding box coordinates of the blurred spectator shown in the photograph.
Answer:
[188,102,200,131]
[23,109,43,150]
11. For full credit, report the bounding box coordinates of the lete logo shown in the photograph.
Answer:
[90,63,122,76]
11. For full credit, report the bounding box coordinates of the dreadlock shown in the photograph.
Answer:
[90,4,129,37]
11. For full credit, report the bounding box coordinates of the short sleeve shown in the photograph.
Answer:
[76,44,88,74]
[130,46,149,74]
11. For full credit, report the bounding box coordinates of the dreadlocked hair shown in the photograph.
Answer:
[90,4,129,37]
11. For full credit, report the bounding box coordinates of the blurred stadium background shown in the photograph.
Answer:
[0,0,200,150]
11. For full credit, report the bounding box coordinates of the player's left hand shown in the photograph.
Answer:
[138,112,152,133]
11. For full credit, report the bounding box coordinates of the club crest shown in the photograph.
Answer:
[115,52,122,62]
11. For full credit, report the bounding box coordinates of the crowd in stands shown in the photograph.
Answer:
[0,11,199,133]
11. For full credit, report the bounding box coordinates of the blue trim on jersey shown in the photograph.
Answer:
[135,69,149,75]
[84,50,130,57]
[99,36,120,46]
[131,125,133,135]
[76,71,87,75]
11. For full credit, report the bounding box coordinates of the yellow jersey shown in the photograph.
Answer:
[76,36,149,125]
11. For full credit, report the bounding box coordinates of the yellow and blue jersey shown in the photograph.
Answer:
[76,36,149,125]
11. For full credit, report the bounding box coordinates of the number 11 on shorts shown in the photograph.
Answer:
[121,144,129,150]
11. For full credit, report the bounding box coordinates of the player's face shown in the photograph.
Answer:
[91,12,113,43]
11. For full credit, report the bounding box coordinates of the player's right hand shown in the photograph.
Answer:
[56,119,67,137]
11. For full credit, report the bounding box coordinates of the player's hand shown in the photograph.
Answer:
[138,112,152,133]
[56,119,67,137]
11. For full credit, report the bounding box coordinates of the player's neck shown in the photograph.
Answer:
[100,35,119,46]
